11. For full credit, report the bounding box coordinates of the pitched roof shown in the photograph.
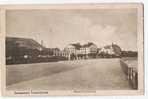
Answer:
[70,43,81,50]
[6,37,44,50]
[67,42,97,49]
[82,42,96,47]
[104,45,112,49]
[103,44,121,52]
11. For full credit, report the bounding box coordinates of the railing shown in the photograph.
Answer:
[120,60,138,89]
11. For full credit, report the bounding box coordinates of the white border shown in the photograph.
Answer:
[0,1,147,98]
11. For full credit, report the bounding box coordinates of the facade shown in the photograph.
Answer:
[82,42,98,54]
[64,43,81,54]
[6,37,44,59]
[99,43,122,57]
[50,43,121,60]
[64,42,98,60]
[52,48,60,56]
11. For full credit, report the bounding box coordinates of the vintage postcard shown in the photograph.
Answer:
[0,4,144,96]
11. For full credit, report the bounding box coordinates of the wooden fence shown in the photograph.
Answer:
[120,60,138,89]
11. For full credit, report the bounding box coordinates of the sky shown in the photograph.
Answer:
[6,9,137,51]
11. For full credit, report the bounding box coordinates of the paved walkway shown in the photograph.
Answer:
[7,59,132,90]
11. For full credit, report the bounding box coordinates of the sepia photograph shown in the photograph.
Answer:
[0,4,144,96]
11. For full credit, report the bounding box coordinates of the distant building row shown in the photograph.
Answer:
[6,37,123,64]
[53,42,122,60]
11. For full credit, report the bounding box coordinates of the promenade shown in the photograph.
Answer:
[7,59,132,90]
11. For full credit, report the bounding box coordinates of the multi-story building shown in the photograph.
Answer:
[82,42,98,54]
[64,42,98,60]
[99,43,122,57]
[64,43,81,54]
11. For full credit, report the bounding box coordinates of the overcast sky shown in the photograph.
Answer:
[6,9,137,51]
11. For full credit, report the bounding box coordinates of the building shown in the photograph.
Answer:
[64,43,81,54]
[64,43,81,60]
[99,43,122,57]
[64,42,98,60]
[82,42,98,54]
[52,48,60,56]
[6,37,45,64]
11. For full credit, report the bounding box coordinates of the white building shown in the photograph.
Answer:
[64,42,98,60]
[99,43,122,57]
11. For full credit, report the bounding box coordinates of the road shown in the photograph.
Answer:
[6,58,132,90]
